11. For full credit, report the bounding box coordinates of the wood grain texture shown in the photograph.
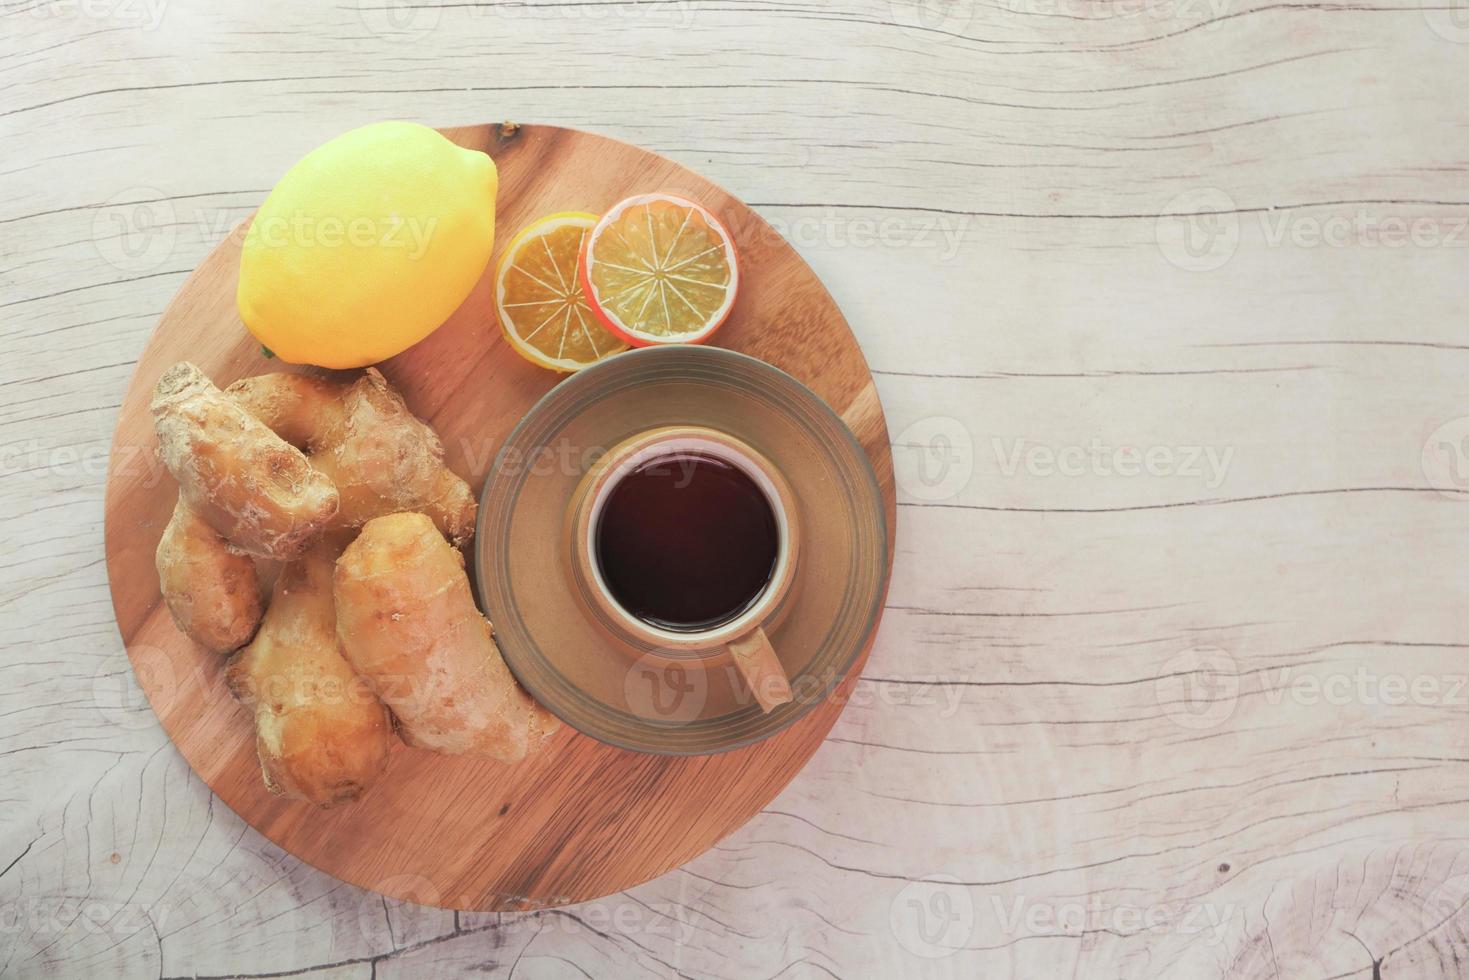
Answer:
[4,0,1469,977]
[100,123,896,912]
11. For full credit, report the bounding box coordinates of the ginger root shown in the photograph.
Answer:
[150,363,552,809]
[333,512,558,761]
[151,362,338,651]
[227,369,477,545]
[155,499,263,653]
[226,546,393,807]
[154,364,476,653]
[151,362,339,560]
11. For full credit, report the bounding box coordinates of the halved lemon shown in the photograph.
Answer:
[496,211,628,372]
[579,193,739,346]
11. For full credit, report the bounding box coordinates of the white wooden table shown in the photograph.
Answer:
[5,1,1469,977]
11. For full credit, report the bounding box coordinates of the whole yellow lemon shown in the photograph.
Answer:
[238,121,497,369]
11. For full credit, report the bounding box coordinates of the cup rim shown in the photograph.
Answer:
[569,424,801,653]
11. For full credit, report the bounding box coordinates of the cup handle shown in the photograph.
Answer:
[726,627,792,713]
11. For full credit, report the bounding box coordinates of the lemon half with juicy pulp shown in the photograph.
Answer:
[495,212,628,372]
[238,121,498,369]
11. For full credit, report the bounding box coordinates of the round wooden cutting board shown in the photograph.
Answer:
[103,123,896,911]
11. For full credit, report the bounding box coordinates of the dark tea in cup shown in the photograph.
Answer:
[569,425,799,712]
[594,451,779,633]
